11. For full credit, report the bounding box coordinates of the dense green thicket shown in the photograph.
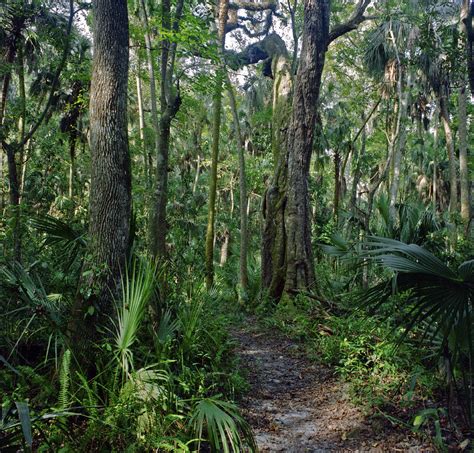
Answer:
[1,0,474,450]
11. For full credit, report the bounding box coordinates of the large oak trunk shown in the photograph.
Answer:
[262,0,330,299]
[69,0,131,366]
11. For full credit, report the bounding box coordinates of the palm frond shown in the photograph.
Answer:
[30,215,86,270]
[190,397,256,453]
[113,258,157,377]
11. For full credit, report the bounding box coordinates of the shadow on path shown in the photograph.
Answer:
[232,318,432,452]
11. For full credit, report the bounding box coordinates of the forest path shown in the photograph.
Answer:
[232,318,431,452]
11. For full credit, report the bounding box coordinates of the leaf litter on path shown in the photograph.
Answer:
[232,319,433,452]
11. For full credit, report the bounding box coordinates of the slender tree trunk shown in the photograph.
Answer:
[350,122,366,215]
[69,0,131,367]
[150,0,184,259]
[205,0,228,288]
[1,21,22,262]
[17,43,26,191]
[0,26,20,126]
[220,229,230,266]
[439,93,458,214]
[4,142,21,262]
[388,54,411,228]
[226,74,249,298]
[334,149,341,223]
[205,71,224,288]
[135,56,149,187]
[139,0,159,173]
[459,84,471,225]
[432,113,439,214]
[193,155,201,194]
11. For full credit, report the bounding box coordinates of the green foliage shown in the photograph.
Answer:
[359,236,474,427]
[114,258,156,377]
[191,397,256,453]
[265,299,439,411]
[58,349,71,411]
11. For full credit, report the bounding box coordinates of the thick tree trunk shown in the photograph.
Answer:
[262,54,292,299]
[458,85,471,226]
[262,0,331,299]
[69,0,131,365]
[282,0,330,295]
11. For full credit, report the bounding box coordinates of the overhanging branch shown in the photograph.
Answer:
[328,0,372,44]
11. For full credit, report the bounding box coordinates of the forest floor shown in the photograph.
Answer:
[232,317,434,452]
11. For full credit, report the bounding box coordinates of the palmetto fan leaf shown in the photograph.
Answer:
[358,237,474,425]
[190,397,256,453]
[30,215,86,269]
[359,237,474,355]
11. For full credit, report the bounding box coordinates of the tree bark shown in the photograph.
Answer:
[439,92,458,214]
[333,148,341,222]
[69,0,131,366]
[226,74,249,298]
[458,84,471,226]
[150,0,184,259]
[461,0,474,96]
[205,0,228,289]
[262,0,370,300]
[134,54,149,187]
[205,72,224,289]
[282,0,330,295]
[262,53,292,299]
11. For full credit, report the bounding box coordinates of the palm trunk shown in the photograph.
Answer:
[388,55,411,229]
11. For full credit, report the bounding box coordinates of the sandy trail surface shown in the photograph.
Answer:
[233,319,432,452]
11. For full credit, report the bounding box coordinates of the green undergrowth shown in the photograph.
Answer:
[0,261,255,452]
[259,294,442,420]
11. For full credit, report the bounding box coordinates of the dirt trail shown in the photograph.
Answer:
[233,319,432,452]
